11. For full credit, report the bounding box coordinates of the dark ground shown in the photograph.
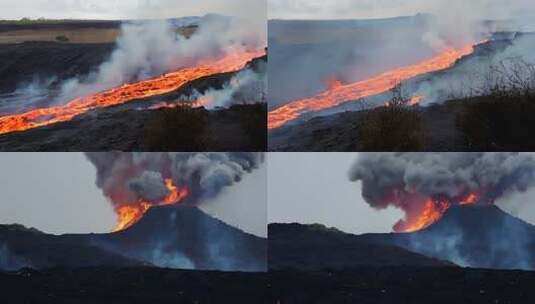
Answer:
[268,100,465,151]
[0,267,269,304]
[2,266,535,304]
[269,96,535,152]
[271,266,535,304]
[0,102,267,151]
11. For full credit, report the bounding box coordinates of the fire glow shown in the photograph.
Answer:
[395,192,481,233]
[113,179,189,232]
[0,49,265,135]
[268,41,487,129]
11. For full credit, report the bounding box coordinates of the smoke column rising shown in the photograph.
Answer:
[85,152,264,230]
[349,153,535,232]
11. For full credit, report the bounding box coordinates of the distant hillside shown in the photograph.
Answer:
[359,205,535,270]
[0,206,266,272]
[269,223,453,271]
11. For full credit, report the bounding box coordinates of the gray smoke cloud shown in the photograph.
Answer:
[349,153,535,231]
[85,152,264,208]
[173,63,267,109]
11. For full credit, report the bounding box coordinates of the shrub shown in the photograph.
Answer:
[55,35,70,42]
[143,104,209,151]
[357,83,425,151]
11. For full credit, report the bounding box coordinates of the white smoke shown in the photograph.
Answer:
[56,15,265,104]
[181,66,267,109]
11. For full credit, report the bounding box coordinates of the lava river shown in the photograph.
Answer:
[268,41,486,129]
[0,49,265,135]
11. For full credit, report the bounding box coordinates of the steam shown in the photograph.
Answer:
[178,64,267,109]
[85,152,264,208]
[349,153,535,230]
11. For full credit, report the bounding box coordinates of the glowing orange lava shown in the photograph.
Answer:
[268,42,487,129]
[395,192,480,233]
[0,49,265,135]
[113,178,189,232]
[396,199,451,233]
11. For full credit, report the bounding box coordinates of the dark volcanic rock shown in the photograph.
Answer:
[0,267,269,304]
[269,223,452,271]
[359,205,535,270]
[271,266,535,304]
[86,206,267,272]
[0,225,143,270]
[0,206,266,272]
[0,103,267,152]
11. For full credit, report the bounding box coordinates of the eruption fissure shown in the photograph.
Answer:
[268,41,487,129]
[0,49,265,135]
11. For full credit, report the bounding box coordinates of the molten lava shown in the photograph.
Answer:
[268,41,487,129]
[113,179,189,232]
[395,192,480,233]
[0,49,265,135]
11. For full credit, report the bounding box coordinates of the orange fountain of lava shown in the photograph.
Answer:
[268,41,487,129]
[113,178,189,232]
[395,192,481,233]
[0,48,265,135]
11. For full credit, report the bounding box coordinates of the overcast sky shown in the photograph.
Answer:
[0,153,266,237]
[0,0,266,20]
[268,0,535,20]
[268,153,535,234]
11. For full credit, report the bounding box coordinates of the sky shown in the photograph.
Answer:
[0,0,266,20]
[268,0,535,20]
[0,153,266,237]
[268,153,535,235]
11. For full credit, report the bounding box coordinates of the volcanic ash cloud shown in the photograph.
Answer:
[85,152,264,231]
[348,152,535,232]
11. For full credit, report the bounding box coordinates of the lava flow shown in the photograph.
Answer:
[395,192,481,233]
[268,41,487,129]
[113,178,189,232]
[0,49,265,135]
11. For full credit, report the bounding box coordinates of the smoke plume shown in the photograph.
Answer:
[349,153,535,231]
[58,15,265,104]
[86,152,264,209]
